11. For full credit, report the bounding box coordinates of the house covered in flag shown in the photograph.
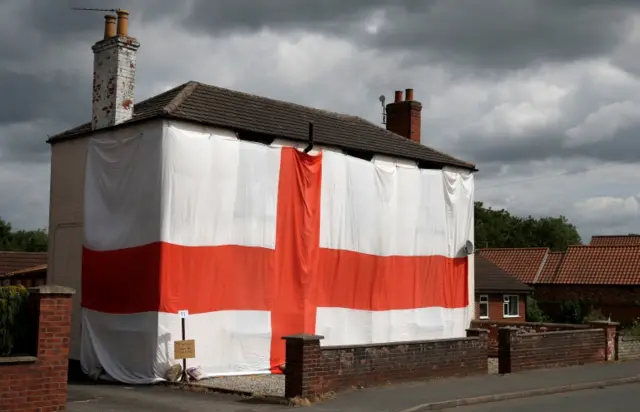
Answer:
[46,11,476,384]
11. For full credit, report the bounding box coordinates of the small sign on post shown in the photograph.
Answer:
[174,339,196,360]
[175,309,194,382]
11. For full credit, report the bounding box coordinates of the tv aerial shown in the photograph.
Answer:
[379,95,386,125]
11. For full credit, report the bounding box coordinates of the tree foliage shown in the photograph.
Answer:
[0,217,48,252]
[0,285,29,355]
[474,202,581,251]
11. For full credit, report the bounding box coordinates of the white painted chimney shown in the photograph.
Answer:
[91,10,140,130]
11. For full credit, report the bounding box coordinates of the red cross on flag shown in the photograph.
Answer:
[79,122,474,384]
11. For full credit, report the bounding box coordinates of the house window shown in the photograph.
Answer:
[503,295,519,317]
[479,295,489,319]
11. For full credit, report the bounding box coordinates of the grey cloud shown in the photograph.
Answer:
[181,0,637,71]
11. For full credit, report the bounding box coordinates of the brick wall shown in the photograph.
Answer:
[497,321,618,374]
[282,329,488,399]
[475,293,527,322]
[0,285,75,412]
[619,335,640,360]
[498,328,603,373]
[471,319,588,357]
[534,284,640,324]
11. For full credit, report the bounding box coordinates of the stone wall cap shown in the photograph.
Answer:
[589,320,620,326]
[282,334,325,341]
[466,328,489,333]
[27,285,76,296]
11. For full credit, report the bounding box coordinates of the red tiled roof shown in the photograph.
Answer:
[0,252,48,278]
[476,248,548,284]
[552,245,640,285]
[590,235,640,247]
[536,251,565,283]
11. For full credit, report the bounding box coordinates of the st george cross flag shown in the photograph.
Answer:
[79,121,474,384]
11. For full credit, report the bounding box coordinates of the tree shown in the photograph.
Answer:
[0,217,48,252]
[474,202,581,250]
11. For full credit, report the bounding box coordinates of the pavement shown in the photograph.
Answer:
[67,360,640,412]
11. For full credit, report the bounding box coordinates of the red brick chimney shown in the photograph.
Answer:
[385,88,422,144]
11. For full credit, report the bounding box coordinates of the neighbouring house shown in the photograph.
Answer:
[45,11,476,382]
[476,248,548,284]
[535,244,640,324]
[474,255,532,322]
[0,252,47,287]
[479,237,640,324]
[589,234,640,247]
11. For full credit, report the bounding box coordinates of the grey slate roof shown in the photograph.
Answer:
[48,81,475,170]
[475,255,533,294]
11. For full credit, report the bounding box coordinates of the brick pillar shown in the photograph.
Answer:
[467,328,489,371]
[497,327,515,374]
[589,320,620,361]
[282,334,324,399]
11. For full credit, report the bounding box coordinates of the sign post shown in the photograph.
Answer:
[174,310,195,383]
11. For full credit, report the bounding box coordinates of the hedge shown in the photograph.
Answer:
[0,285,29,355]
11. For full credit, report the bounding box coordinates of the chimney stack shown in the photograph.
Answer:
[91,10,140,131]
[385,88,422,144]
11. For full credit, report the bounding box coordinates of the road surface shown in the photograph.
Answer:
[454,383,640,412]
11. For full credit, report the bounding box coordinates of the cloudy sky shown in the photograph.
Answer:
[2,0,640,242]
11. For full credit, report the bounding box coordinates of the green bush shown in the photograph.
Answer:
[582,306,609,324]
[0,285,29,355]
[558,299,584,324]
[526,297,550,322]
[623,318,640,336]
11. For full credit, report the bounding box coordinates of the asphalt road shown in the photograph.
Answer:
[452,383,640,412]
[66,383,288,412]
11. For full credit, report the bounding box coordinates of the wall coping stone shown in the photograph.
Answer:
[282,334,324,341]
[0,355,37,365]
[589,320,620,327]
[27,285,76,295]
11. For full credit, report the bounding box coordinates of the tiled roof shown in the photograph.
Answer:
[536,251,565,284]
[47,81,475,170]
[476,248,548,284]
[589,235,640,247]
[552,245,640,285]
[475,255,532,294]
[0,252,48,278]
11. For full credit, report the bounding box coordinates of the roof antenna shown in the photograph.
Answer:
[71,7,119,14]
[379,95,387,125]
[304,122,314,154]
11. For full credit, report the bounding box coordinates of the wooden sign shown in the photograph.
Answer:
[174,339,196,360]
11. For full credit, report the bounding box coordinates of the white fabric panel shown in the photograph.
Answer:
[81,308,272,383]
[84,128,163,251]
[83,122,282,251]
[443,167,475,258]
[319,150,450,257]
[161,123,281,249]
[315,307,470,346]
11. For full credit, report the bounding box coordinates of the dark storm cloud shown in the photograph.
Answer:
[19,0,185,39]
[182,0,638,70]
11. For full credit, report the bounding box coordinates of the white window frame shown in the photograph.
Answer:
[503,295,520,318]
[478,295,489,319]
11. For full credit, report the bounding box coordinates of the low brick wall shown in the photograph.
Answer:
[619,334,640,360]
[283,329,488,399]
[498,321,618,374]
[471,319,589,357]
[0,285,75,412]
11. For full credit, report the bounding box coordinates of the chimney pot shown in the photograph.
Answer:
[116,9,130,37]
[104,15,116,39]
[405,88,414,101]
[92,9,139,131]
[385,89,422,144]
